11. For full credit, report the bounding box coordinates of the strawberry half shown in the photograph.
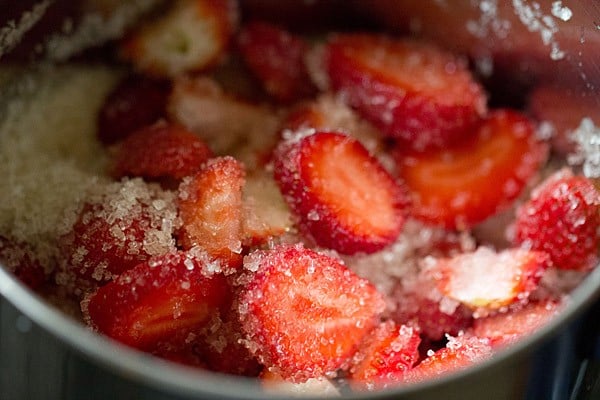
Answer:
[349,321,421,390]
[177,156,245,270]
[514,169,600,271]
[97,75,170,145]
[0,236,47,290]
[111,121,213,183]
[238,244,386,382]
[273,131,408,254]
[396,110,549,230]
[324,33,487,150]
[430,247,550,311]
[84,250,231,351]
[237,21,316,103]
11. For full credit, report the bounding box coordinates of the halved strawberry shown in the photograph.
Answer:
[429,247,550,311]
[349,321,421,390]
[396,110,549,230]
[121,0,238,78]
[84,250,231,351]
[0,236,47,290]
[400,336,493,384]
[111,121,213,183]
[513,169,600,271]
[273,131,408,254]
[97,75,170,145]
[324,33,487,150]
[238,244,386,382]
[472,300,561,348]
[177,156,245,270]
[237,21,316,103]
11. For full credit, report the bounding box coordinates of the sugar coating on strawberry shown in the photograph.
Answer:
[273,131,408,255]
[260,369,340,397]
[396,110,549,230]
[428,247,550,314]
[83,250,231,351]
[349,321,421,390]
[513,169,600,271]
[57,179,179,294]
[177,156,245,270]
[0,236,47,290]
[121,0,239,78]
[237,21,316,103]
[111,121,213,182]
[238,244,386,382]
[97,75,170,145]
[324,33,487,151]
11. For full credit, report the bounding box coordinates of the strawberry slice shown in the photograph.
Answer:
[273,131,408,254]
[430,247,550,311]
[514,169,600,271]
[238,244,386,382]
[349,321,421,390]
[97,75,170,145]
[473,300,561,347]
[121,0,238,78]
[400,335,493,384]
[396,110,549,229]
[237,21,316,103]
[324,33,487,150]
[111,121,213,183]
[177,156,245,270]
[84,250,231,351]
[0,236,47,290]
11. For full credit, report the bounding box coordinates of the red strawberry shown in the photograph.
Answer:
[238,21,316,103]
[111,122,213,183]
[238,244,386,382]
[400,336,493,384]
[84,250,231,351]
[324,33,487,150]
[349,321,421,390]
[121,0,238,78]
[396,110,549,230]
[514,169,600,271]
[472,300,561,348]
[430,247,550,311]
[59,179,178,292]
[273,131,408,254]
[177,156,245,270]
[0,236,47,290]
[97,75,169,145]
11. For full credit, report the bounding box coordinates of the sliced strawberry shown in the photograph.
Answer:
[111,121,213,183]
[177,156,245,269]
[472,300,561,348]
[430,247,550,311]
[237,21,316,103]
[349,321,421,390]
[97,75,170,145]
[396,110,549,229]
[0,236,47,290]
[58,179,178,292]
[238,244,386,382]
[121,0,238,78]
[514,169,600,271]
[400,336,493,384]
[260,369,340,397]
[84,250,231,351]
[324,33,487,150]
[273,131,408,254]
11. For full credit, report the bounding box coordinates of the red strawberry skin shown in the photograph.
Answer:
[396,110,548,229]
[85,251,231,351]
[273,131,408,254]
[111,122,213,182]
[514,169,600,271]
[238,244,386,382]
[325,34,486,150]
[238,21,316,103]
[0,236,47,290]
